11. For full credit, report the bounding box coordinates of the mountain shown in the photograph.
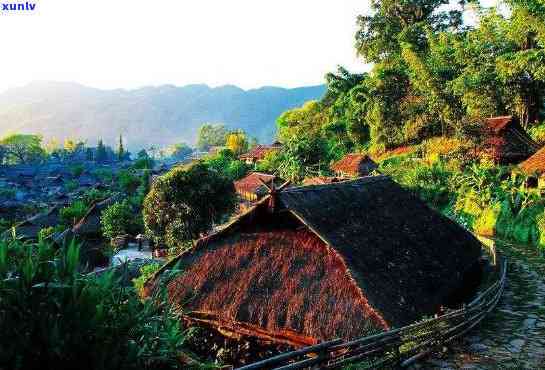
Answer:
[0,81,326,151]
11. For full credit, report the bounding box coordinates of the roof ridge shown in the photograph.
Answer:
[283,175,390,193]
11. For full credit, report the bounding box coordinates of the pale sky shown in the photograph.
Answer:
[0,0,501,93]
[0,0,373,92]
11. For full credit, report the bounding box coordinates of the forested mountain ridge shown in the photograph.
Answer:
[0,81,326,151]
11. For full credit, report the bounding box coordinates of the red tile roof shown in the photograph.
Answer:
[233,172,276,195]
[485,116,514,133]
[520,146,545,175]
[239,143,282,161]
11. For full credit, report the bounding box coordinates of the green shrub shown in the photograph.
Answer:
[82,188,112,207]
[65,179,79,192]
[38,226,55,241]
[60,201,88,226]
[537,212,545,249]
[132,263,161,295]
[100,200,136,240]
[133,157,155,170]
[70,164,85,177]
[473,202,501,237]
[529,122,545,145]
[118,170,141,195]
[0,238,198,369]
[92,168,114,183]
[0,188,16,200]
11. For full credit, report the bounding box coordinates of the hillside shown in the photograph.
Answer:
[0,81,326,151]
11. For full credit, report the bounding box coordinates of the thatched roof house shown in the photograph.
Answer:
[239,142,282,165]
[233,172,280,202]
[146,176,482,346]
[3,207,60,240]
[330,154,378,178]
[519,146,545,187]
[482,116,539,164]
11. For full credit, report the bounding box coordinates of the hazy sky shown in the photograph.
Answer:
[0,0,374,92]
[0,0,500,93]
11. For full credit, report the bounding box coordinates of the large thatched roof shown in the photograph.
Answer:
[147,176,482,345]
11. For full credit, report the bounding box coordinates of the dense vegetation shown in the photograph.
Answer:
[249,0,545,252]
[0,238,198,370]
[143,161,237,252]
[264,0,545,182]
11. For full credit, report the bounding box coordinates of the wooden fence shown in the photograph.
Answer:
[237,248,506,370]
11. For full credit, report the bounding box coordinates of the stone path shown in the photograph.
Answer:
[416,241,545,369]
[111,243,153,266]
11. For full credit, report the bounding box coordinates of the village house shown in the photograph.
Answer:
[519,146,545,188]
[2,207,60,240]
[330,153,378,178]
[238,142,282,165]
[146,176,483,346]
[302,176,340,186]
[482,116,540,165]
[233,172,283,206]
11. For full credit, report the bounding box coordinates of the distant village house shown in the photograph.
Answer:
[238,142,282,165]
[233,172,280,202]
[330,153,378,178]
[519,146,545,188]
[482,116,540,165]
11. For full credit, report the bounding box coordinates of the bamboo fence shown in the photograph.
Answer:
[237,244,506,370]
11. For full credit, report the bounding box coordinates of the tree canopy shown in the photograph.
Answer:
[196,124,228,151]
[143,162,236,249]
[264,0,545,181]
[0,134,46,164]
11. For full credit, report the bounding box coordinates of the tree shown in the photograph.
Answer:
[167,143,193,160]
[196,124,228,151]
[117,134,125,161]
[137,149,149,159]
[44,137,61,154]
[355,0,465,63]
[0,145,6,165]
[225,130,248,155]
[96,139,107,163]
[143,162,236,248]
[0,134,45,164]
[101,200,136,240]
[204,149,249,181]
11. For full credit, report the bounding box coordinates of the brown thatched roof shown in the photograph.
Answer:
[483,116,540,164]
[147,176,482,345]
[330,154,378,177]
[519,146,545,175]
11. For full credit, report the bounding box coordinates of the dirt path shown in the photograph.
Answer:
[416,241,545,369]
